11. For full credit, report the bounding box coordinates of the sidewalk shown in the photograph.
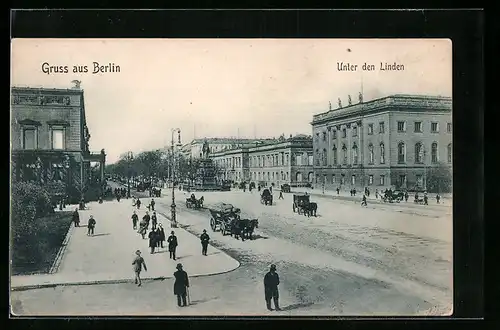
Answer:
[11,200,239,290]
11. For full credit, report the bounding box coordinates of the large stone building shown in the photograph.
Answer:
[184,137,276,159]
[311,94,452,191]
[210,134,314,187]
[11,84,106,203]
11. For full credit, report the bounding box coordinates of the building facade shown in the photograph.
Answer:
[210,135,314,187]
[311,94,452,191]
[185,137,276,159]
[11,85,106,202]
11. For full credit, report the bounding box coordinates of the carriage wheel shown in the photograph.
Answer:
[221,222,226,235]
[292,204,296,213]
[210,218,216,231]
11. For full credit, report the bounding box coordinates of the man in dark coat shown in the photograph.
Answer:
[200,229,210,256]
[143,212,151,230]
[173,263,189,307]
[148,230,157,254]
[151,212,158,230]
[150,199,155,211]
[136,198,141,209]
[264,264,281,311]
[168,231,178,260]
[157,223,166,248]
[72,208,80,227]
[87,215,96,236]
[132,211,139,230]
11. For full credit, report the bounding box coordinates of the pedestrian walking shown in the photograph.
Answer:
[264,264,281,311]
[404,191,409,202]
[151,211,157,230]
[336,187,340,195]
[138,220,147,239]
[87,215,96,236]
[143,211,151,230]
[157,224,165,248]
[132,211,139,230]
[436,194,441,204]
[136,198,141,209]
[72,208,80,227]
[150,199,155,211]
[375,189,379,199]
[424,193,428,205]
[200,229,210,256]
[132,250,147,287]
[168,231,178,260]
[173,263,189,307]
[132,197,136,207]
[148,230,157,254]
[361,194,367,207]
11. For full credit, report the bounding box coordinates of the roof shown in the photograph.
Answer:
[312,94,452,125]
[11,86,84,95]
[191,138,276,145]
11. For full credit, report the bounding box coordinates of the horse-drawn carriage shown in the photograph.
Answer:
[414,193,427,205]
[186,193,204,209]
[382,190,403,203]
[260,188,273,206]
[292,193,318,217]
[208,203,259,240]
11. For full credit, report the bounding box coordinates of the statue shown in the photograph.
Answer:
[71,80,82,89]
[329,101,332,110]
[202,139,210,159]
[359,92,363,103]
[348,95,352,105]
[338,98,342,108]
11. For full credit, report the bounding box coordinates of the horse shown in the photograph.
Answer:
[240,219,259,240]
[196,196,204,208]
[304,202,318,217]
[229,218,244,241]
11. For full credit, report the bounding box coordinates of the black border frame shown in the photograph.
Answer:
[8,8,484,329]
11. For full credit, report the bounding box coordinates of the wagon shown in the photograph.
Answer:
[208,203,241,235]
[260,188,273,205]
[292,193,310,215]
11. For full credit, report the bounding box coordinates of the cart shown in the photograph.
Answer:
[208,203,241,235]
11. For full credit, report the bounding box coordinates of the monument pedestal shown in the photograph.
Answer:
[194,158,220,191]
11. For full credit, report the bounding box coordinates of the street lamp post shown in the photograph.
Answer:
[171,128,181,228]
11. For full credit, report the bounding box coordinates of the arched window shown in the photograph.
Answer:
[323,148,327,166]
[415,142,424,163]
[296,172,303,182]
[380,143,385,164]
[447,143,452,163]
[332,145,338,165]
[368,144,374,164]
[397,142,406,164]
[352,143,358,165]
[431,142,438,163]
[342,144,348,164]
[315,148,320,166]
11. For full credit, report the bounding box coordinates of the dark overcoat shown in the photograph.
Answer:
[158,228,166,241]
[173,270,189,295]
[168,235,178,251]
[264,271,280,299]
[148,231,157,247]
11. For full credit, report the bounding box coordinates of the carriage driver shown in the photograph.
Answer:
[190,193,196,202]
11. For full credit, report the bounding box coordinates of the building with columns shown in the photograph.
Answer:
[183,137,277,160]
[311,94,452,191]
[210,134,314,187]
[11,85,106,203]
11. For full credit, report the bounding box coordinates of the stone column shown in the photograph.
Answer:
[327,127,332,165]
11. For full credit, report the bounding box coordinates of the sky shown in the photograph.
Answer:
[11,39,452,163]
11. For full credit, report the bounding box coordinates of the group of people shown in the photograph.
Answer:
[72,208,97,236]
[131,197,156,211]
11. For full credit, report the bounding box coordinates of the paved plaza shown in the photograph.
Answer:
[10,199,239,290]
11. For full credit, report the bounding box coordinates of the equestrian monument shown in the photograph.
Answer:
[193,140,220,191]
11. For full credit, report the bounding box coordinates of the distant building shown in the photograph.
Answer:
[11,85,106,202]
[311,94,452,191]
[210,134,314,187]
[184,137,276,159]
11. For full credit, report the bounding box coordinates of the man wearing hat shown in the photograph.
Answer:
[132,250,147,287]
[264,264,281,311]
[200,229,210,256]
[167,231,178,260]
[173,263,189,307]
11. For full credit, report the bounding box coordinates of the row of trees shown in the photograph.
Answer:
[105,150,223,184]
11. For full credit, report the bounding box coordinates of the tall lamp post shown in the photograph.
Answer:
[171,128,181,228]
[126,151,133,198]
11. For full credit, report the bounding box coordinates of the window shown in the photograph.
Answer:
[368,124,373,135]
[322,132,327,141]
[397,121,406,132]
[380,175,385,185]
[315,149,319,166]
[397,142,406,163]
[379,122,385,134]
[416,175,423,188]
[315,133,319,141]
[332,175,336,184]
[431,142,438,163]
[352,126,358,137]
[415,143,424,163]
[308,155,314,166]
[431,122,439,133]
[342,128,347,138]
[22,127,37,150]
[447,123,452,133]
[51,127,65,150]
[340,174,345,185]
[342,145,347,164]
[399,175,407,188]
[447,143,452,163]
[332,145,338,165]
[380,143,385,164]
[296,154,303,166]
[369,175,374,185]
[285,154,289,165]
[332,130,337,139]
[352,144,358,165]
[351,175,356,185]
[323,174,327,184]
[368,144,374,164]
[323,148,327,166]
[414,122,422,133]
